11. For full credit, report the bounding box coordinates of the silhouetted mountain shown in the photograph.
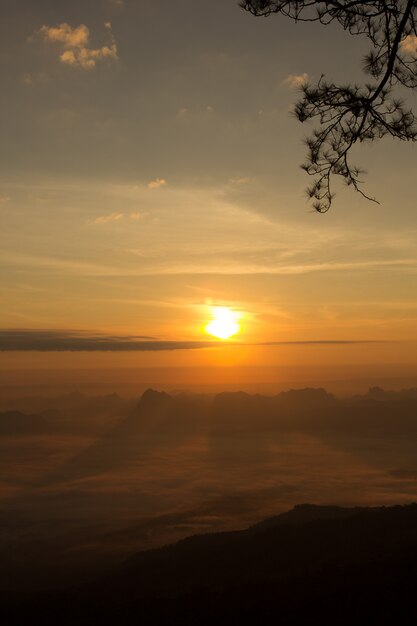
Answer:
[25,384,417,487]
[363,385,417,402]
[3,503,417,625]
[0,410,50,436]
[0,392,131,421]
[134,388,172,413]
[36,389,199,485]
[3,386,417,605]
[277,386,335,404]
[250,502,372,531]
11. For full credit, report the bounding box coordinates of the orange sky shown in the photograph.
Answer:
[1,0,417,387]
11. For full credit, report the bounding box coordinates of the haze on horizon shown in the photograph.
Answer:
[1,384,417,593]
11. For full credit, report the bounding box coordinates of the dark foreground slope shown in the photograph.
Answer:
[2,503,417,625]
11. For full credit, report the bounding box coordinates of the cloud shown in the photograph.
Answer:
[0,330,383,352]
[177,107,189,118]
[176,105,214,119]
[228,177,252,185]
[257,340,385,346]
[38,22,118,70]
[148,178,167,190]
[401,35,417,55]
[283,73,309,88]
[93,212,124,224]
[21,72,49,86]
[21,73,34,86]
[91,212,147,224]
[39,23,90,48]
[0,330,226,352]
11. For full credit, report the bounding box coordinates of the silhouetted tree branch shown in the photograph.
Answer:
[240,0,417,211]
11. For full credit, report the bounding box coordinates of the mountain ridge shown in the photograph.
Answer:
[3,502,417,625]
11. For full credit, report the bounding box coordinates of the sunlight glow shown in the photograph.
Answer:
[205,306,241,340]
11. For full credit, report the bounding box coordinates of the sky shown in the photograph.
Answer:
[1,0,417,387]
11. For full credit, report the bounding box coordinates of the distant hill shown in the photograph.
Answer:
[249,502,373,531]
[0,410,50,436]
[3,503,417,625]
[0,392,132,422]
[29,384,417,485]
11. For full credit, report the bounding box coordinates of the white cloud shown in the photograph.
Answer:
[176,105,214,119]
[21,73,34,86]
[21,72,49,86]
[401,35,417,55]
[283,73,309,88]
[177,107,189,118]
[93,212,124,224]
[92,211,148,224]
[39,23,89,48]
[228,177,252,185]
[38,22,118,70]
[148,178,167,190]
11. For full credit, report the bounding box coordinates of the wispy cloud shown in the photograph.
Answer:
[0,330,221,352]
[283,73,309,88]
[4,181,417,281]
[228,177,252,185]
[148,178,167,190]
[93,212,124,224]
[4,248,417,278]
[21,72,49,86]
[257,340,386,346]
[176,105,214,119]
[91,211,146,224]
[37,22,118,70]
[177,107,189,118]
[0,330,385,352]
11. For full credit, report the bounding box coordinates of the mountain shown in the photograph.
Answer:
[249,502,373,531]
[3,503,417,625]
[31,384,417,486]
[0,410,50,436]
[133,388,172,412]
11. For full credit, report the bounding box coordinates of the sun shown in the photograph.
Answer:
[205,306,241,340]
